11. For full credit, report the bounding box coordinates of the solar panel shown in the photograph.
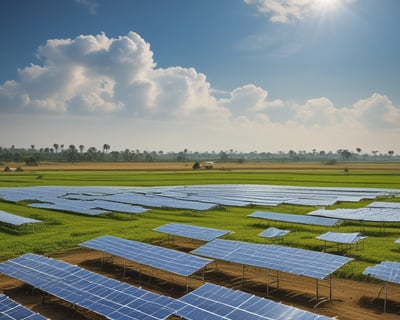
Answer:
[80,235,213,277]
[363,261,400,284]
[0,210,41,226]
[154,223,231,242]
[316,232,367,244]
[249,211,342,227]
[309,207,400,222]
[259,227,290,239]
[2,185,399,213]
[192,239,352,280]
[0,294,48,320]
[367,201,400,209]
[0,253,181,320]
[175,282,335,320]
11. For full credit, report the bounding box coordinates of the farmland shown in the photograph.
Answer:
[0,161,399,319]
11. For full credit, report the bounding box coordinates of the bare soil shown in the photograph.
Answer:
[1,240,399,320]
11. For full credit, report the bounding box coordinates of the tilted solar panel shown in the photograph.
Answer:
[192,239,352,280]
[363,261,400,284]
[0,253,181,320]
[249,211,342,227]
[175,282,335,320]
[259,227,290,239]
[0,210,41,226]
[154,223,231,242]
[309,207,400,222]
[0,294,48,320]
[80,235,213,277]
[316,231,366,244]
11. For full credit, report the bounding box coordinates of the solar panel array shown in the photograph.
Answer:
[308,207,400,222]
[259,227,290,239]
[175,282,335,320]
[363,261,400,284]
[192,239,352,280]
[80,235,213,277]
[1,185,398,216]
[249,211,342,227]
[316,232,367,244]
[0,210,41,226]
[154,223,231,242]
[0,294,48,320]
[0,253,181,320]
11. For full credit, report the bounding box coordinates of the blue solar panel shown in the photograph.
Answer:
[154,223,231,242]
[0,294,48,320]
[0,210,41,226]
[363,261,400,284]
[192,239,352,280]
[259,227,290,239]
[316,232,367,244]
[176,283,335,320]
[249,211,342,227]
[80,235,212,277]
[309,207,400,222]
[0,253,181,320]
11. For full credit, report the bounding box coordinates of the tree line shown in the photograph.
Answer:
[0,144,398,165]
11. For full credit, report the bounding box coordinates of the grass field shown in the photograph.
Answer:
[0,161,399,280]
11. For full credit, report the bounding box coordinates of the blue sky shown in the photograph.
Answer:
[1,0,399,154]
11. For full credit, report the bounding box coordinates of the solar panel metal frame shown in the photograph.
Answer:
[192,239,352,280]
[175,282,335,320]
[80,235,213,277]
[154,223,231,242]
[0,253,181,320]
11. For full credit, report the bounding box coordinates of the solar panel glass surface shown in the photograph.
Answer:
[0,210,41,226]
[259,227,290,238]
[0,294,48,320]
[249,211,342,226]
[154,223,231,242]
[80,235,212,277]
[192,239,352,279]
[0,253,180,320]
[363,261,400,284]
[176,283,335,320]
[316,232,366,244]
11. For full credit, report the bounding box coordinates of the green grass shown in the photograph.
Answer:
[0,168,399,281]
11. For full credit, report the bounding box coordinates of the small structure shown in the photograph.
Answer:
[258,227,290,241]
[316,231,367,253]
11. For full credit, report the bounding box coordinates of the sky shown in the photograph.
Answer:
[0,0,399,154]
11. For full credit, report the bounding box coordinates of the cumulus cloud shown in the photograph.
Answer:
[0,32,228,120]
[0,30,398,152]
[244,0,357,23]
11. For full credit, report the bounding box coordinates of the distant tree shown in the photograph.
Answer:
[79,145,85,153]
[356,148,362,155]
[388,150,394,157]
[53,144,59,153]
[103,144,110,153]
[30,144,35,151]
[340,150,352,160]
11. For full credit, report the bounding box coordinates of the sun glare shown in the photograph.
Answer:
[315,0,340,11]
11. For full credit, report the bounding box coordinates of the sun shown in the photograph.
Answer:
[314,0,340,11]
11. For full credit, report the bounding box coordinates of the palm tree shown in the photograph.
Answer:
[53,144,59,153]
[103,144,110,153]
[79,145,85,153]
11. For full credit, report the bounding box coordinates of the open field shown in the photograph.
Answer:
[0,162,399,319]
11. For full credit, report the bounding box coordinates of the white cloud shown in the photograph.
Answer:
[75,0,98,15]
[0,31,398,153]
[244,0,357,23]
